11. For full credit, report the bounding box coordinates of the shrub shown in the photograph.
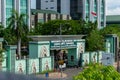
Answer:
[73,63,120,80]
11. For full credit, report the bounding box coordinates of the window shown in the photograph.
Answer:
[50,7,54,9]
[46,8,48,9]
[50,0,54,2]
[45,1,48,2]
[71,56,74,61]
[85,0,90,21]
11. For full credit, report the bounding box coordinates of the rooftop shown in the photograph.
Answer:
[31,9,60,15]
[28,35,85,41]
[106,15,120,22]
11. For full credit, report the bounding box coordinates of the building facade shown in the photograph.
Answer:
[0,0,1,23]
[36,0,106,29]
[82,0,106,29]
[1,0,31,29]
[106,15,120,25]
[31,9,71,28]
[36,0,57,11]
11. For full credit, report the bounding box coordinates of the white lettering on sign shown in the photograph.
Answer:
[50,40,76,48]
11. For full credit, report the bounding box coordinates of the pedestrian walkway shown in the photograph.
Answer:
[36,67,82,80]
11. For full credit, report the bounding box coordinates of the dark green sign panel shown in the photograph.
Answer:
[50,40,77,49]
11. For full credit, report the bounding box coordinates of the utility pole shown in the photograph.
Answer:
[59,23,63,78]
[117,37,119,72]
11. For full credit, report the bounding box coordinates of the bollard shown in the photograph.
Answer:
[45,72,49,78]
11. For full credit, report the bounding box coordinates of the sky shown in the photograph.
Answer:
[106,0,120,15]
[31,0,120,15]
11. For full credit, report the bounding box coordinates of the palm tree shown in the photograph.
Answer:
[0,24,4,37]
[8,10,28,59]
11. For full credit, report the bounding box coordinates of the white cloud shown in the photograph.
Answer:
[106,0,120,15]
[107,7,120,15]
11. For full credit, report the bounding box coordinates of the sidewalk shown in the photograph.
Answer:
[36,67,82,80]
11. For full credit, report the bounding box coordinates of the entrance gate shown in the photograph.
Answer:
[29,35,85,67]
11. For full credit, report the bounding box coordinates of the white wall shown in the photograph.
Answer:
[61,0,70,15]
[41,0,57,11]
[31,0,36,9]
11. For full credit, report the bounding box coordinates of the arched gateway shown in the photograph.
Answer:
[28,35,85,67]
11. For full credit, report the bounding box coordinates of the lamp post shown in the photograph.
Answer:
[117,49,120,72]
[59,23,63,78]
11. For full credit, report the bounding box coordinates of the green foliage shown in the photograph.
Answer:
[0,49,4,63]
[29,23,43,35]
[30,19,104,51]
[0,25,4,37]
[38,70,53,74]
[100,24,120,39]
[73,64,120,80]
[86,29,105,51]
[7,10,28,39]
[3,28,17,45]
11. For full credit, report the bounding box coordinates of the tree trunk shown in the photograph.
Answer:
[17,38,21,59]
[0,62,2,71]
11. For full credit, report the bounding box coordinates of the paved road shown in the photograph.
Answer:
[63,67,83,80]
[37,67,83,80]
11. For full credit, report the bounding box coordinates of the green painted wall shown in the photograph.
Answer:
[29,42,38,58]
[90,52,97,63]
[40,57,52,72]
[2,52,7,71]
[38,44,50,58]
[81,52,90,66]
[15,60,26,74]
[98,51,104,63]
[29,41,50,58]
[28,59,39,74]
[76,40,85,60]
[67,48,77,66]
[5,45,17,72]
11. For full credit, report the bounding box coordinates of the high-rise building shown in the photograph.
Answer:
[82,0,106,28]
[36,0,106,28]
[36,0,57,11]
[0,0,1,23]
[1,0,31,29]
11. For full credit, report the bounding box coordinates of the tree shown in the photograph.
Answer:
[29,23,43,35]
[7,10,28,59]
[86,29,105,51]
[73,63,120,80]
[3,28,17,45]
[100,24,120,38]
[0,25,4,37]
[0,49,4,70]
[40,20,83,35]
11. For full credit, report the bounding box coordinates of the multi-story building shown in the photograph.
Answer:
[106,15,120,25]
[36,0,106,29]
[1,0,31,30]
[31,9,71,28]
[82,0,106,29]
[0,0,1,23]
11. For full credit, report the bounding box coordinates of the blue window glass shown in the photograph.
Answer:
[85,0,90,20]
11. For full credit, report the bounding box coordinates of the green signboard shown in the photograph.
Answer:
[50,40,77,49]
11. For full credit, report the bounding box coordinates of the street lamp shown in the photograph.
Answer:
[59,23,63,78]
[59,23,70,78]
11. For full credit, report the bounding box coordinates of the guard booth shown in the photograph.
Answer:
[29,35,85,68]
[105,34,119,61]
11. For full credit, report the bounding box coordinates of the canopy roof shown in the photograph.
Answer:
[28,35,85,41]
